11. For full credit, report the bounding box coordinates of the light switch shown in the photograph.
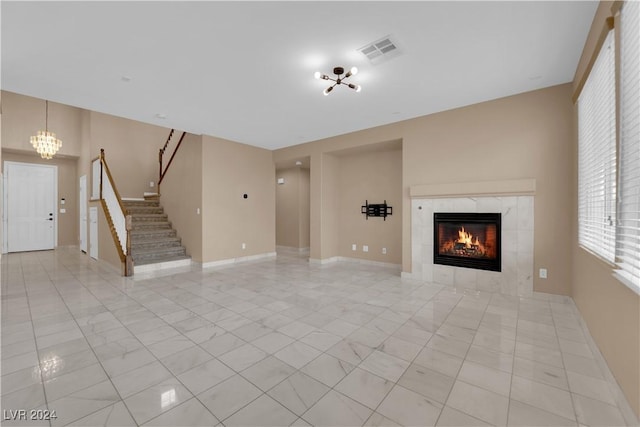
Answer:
[60,208,66,213]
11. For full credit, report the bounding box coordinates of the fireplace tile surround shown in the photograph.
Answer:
[410,196,534,296]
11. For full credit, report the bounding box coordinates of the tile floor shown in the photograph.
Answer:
[1,248,635,426]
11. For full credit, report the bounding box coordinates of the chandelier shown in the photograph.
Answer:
[314,66,361,96]
[31,100,62,159]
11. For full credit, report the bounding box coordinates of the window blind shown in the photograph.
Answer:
[617,1,640,293]
[578,30,617,263]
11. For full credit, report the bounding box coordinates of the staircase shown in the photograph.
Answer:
[122,199,191,271]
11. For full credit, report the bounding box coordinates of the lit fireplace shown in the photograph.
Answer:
[434,213,501,272]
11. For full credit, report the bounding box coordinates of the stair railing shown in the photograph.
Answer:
[158,129,187,196]
[96,149,133,276]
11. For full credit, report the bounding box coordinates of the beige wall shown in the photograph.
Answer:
[319,153,340,260]
[571,1,640,418]
[275,84,574,295]
[88,112,171,198]
[276,167,310,249]
[337,148,402,264]
[1,151,79,247]
[299,168,310,249]
[96,202,123,271]
[1,91,83,157]
[403,85,574,295]
[160,133,203,262]
[201,135,275,262]
[1,91,82,249]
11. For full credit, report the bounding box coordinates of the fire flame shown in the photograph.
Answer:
[457,226,480,248]
[440,225,495,258]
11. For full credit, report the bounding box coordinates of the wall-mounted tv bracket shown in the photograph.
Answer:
[361,200,393,220]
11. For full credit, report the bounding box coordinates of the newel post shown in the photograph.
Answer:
[124,214,133,277]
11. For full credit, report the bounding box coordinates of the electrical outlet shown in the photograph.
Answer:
[382,247,387,255]
[539,268,547,279]
[242,243,246,250]
[149,181,155,188]
[352,244,357,251]
[363,245,369,253]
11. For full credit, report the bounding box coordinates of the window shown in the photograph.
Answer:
[578,30,617,263]
[616,1,640,293]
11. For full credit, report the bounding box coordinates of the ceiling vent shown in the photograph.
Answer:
[358,36,401,64]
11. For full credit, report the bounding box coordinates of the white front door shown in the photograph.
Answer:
[89,206,98,259]
[5,161,57,252]
[79,175,88,253]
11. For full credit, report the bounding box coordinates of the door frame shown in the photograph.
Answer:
[3,161,58,253]
[89,206,98,259]
[79,174,88,253]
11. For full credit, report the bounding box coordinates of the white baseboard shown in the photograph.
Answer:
[309,257,339,265]
[308,256,400,270]
[200,252,277,269]
[335,256,401,271]
[276,245,310,253]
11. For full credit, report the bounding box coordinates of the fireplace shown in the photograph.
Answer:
[434,212,501,272]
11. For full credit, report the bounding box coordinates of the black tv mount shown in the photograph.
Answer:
[361,200,393,220]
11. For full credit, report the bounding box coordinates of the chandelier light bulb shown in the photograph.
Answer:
[315,66,361,96]
[355,85,362,93]
[30,131,62,160]
[30,100,62,159]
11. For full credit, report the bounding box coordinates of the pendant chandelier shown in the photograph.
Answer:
[314,66,361,96]
[31,100,62,159]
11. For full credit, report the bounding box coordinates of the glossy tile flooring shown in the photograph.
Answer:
[1,248,635,426]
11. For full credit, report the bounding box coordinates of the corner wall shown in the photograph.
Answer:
[337,148,402,264]
[276,167,310,249]
[571,1,639,418]
[201,136,275,263]
[159,133,203,262]
[88,112,171,198]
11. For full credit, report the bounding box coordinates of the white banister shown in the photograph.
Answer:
[96,149,132,276]
[102,171,127,255]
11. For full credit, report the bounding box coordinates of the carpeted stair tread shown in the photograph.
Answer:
[124,198,190,270]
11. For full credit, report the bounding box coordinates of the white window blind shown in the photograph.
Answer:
[617,1,640,293]
[578,30,617,263]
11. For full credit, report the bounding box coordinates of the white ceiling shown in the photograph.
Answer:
[2,1,597,150]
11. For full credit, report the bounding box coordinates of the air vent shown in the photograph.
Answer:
[358,36,401,64]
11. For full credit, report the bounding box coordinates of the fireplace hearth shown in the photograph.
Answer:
[434,212,501,272]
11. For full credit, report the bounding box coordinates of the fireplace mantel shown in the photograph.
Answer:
[410,179,536,199]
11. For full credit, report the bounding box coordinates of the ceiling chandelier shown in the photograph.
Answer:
[314,66,361,96]
[30,100,62,159]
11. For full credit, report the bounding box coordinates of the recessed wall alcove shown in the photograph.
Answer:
[408,179,535,296]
